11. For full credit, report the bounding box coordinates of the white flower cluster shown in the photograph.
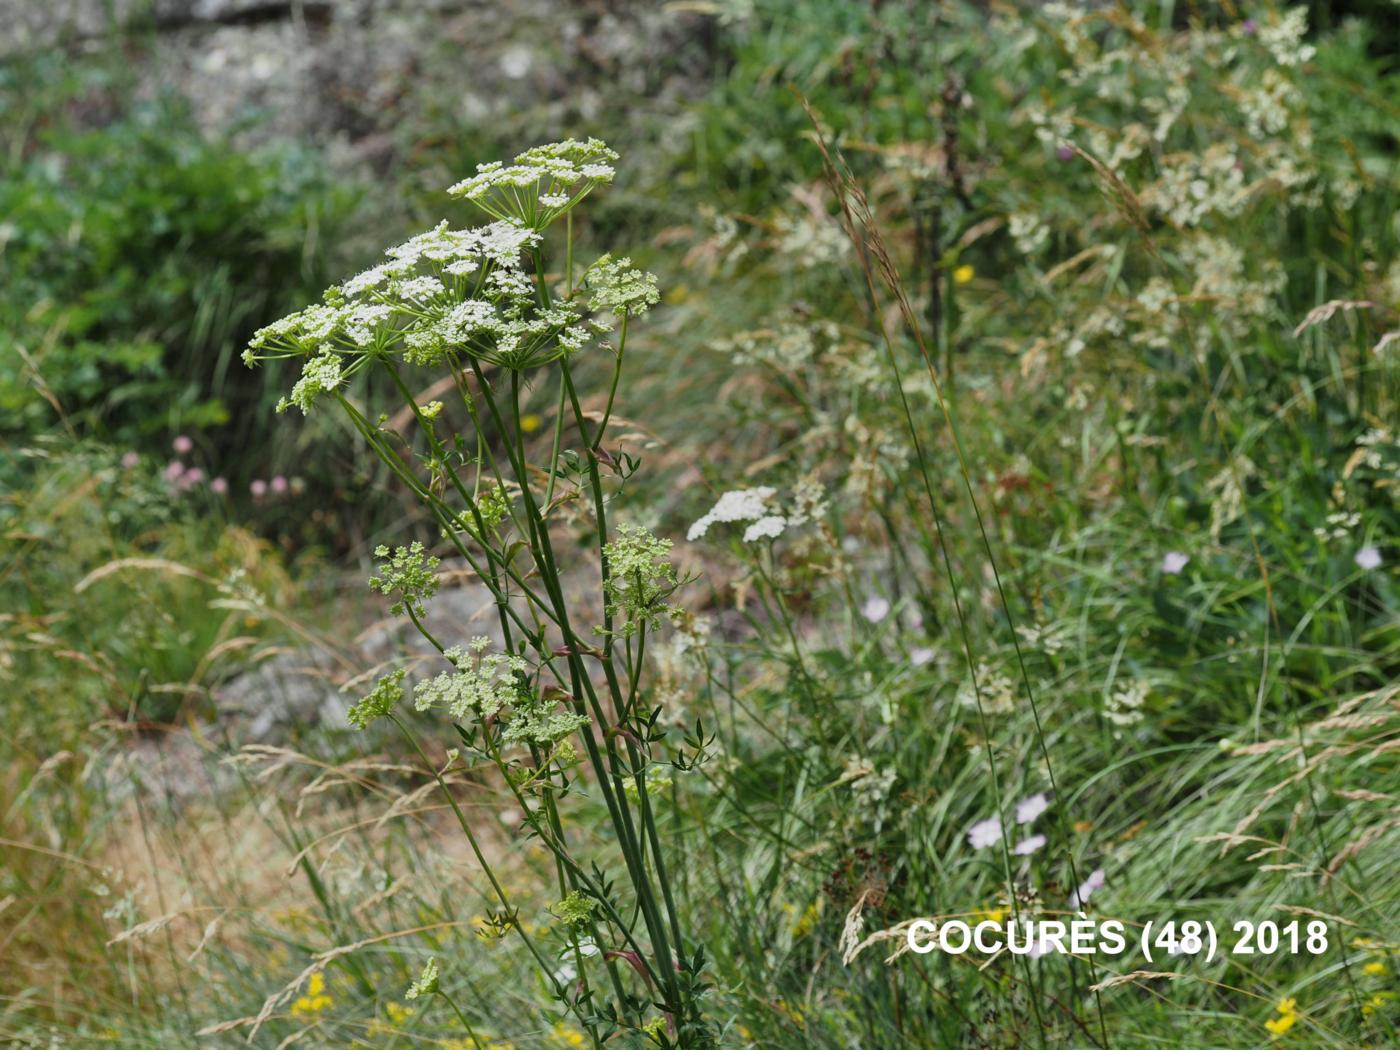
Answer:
[602,523,677,634]
[1021,98,1076,149]
[410,640,589,746]
[843,756,898,831]
[1085,122,1150,174]
[1142,144,1247,228]
[1014,621,1069,656]
[587,255,661,318]
[414,638,528,721]
[252,219,601,380]
[722,320,840,371]
[1105,679,1150,729]
[245,140,657,408]
[1008,211,1050,257]
[1130,278,1184,350]
[686,478,827,544]
[1180,234,1284,334]
[280,349,343,415]
[1237,69,1300,138]
[1313,510,1361,543]
[687,487,780,543]
[1257,7,1316,67]
[956,661,1016,715]
[1354,426,1400,480]
[447,138,617,228]
[501,695,591,747]
[773,210,848,269]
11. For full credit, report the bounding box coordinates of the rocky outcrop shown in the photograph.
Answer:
[4,0,718,161]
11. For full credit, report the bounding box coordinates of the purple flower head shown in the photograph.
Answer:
[271,475,290,495]
[1241,17,1257,35]
[1056,144,1074,162]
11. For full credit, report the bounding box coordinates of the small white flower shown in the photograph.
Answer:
[1012,834,1047,856]
[1015,793,1049,825]
[861,596,891,623]
[1355,546,1382,571]
[910,646,935,667]
[967,817,1003,849]
[1070,868,1106,908]
[1160,551,1189,575]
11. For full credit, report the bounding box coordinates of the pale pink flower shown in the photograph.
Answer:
[172,435,193,455]
[910,646,935,668]
[967,818,1003,850]
[1015,793,1049,825]
[250,479,268,497]
[163,461,185,483]
[1355,546,1382,571]
[210,477,229,495]
[1160,551,1189,575]
[1012,834,1046,856]
[270,475,289,494]
[179,467,204,490]
[1070,868,1106,908]
[120,451,140,470]
[861,596,891,623]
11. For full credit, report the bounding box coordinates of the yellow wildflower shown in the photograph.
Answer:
[953,264,975,285]
[520,413,542,434]
[290,971,333,1017]
[792,899,821,937]
[551,1022,587,1048]
[1363,991,1395,1017]
[1265,997,1298,1037]
[1364,960,1388,977]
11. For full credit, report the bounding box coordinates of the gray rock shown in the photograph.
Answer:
[215,644,346,741]
[3,0,716,164]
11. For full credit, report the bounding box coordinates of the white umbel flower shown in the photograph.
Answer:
[687,487,779,541]
[742,515,787,542]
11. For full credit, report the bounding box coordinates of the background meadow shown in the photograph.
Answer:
[2,1,1399,1047]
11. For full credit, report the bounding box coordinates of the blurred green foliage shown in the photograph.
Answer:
[0,56,357,461]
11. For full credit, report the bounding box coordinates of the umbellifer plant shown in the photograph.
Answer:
[244,139,715,1049]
